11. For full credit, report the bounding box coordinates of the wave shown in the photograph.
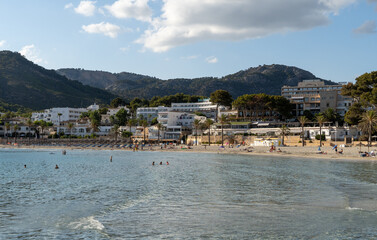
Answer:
[69,216,105,231]
[346,207,363,211]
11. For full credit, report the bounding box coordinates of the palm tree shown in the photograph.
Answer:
[358,110,377,152]
[67,122,74,145]
[5,122,10,143]
[112,124,120,142]
[156,123,163,144]
[218,114,228,147]
[141,120,148,143]
[193,119,201,146]
[57,113,62,135]
[279,124,290,146]
[13,124,18,143]
[316,115,326,147]
[26,119,33,145]
[205,118,214,146]
[298,116,309,147]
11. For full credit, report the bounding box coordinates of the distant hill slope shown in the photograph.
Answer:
[58,64,335,100]
[0,51,116,110]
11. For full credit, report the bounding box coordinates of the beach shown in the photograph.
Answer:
[1,142,375,161]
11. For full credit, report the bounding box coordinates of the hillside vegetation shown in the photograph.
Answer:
[58,64,336,100]
[0,51,116,110]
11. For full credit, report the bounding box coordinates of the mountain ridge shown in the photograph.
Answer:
[0,51,116,110]
[58,64,336,100]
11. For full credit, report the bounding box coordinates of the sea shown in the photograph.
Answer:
[1,148,377,239]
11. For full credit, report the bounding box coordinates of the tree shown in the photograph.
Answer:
[5,122,10,142]
[127,119,137,132]
[358,110,377,152]
[344,103,365,126]
[141,120,148,143]
[298,116,309,147]
[303,110,315,121]
[316,115,326,147]
[204,118,214,146]
[121,131,133,139]
[57,113,62,135]
[89,110,101,133]
[67,122,74,144]
[156,123,163,144]
[26,119,33,145]
[218,114,229,147]
[98,107,108,115]
[210,90,233,121]
[114,108,129,126]
[341,71,377,107]
[322,108,342,125]
[279,124,290,146]
[151,117,158,125]
[13,124,18,143]
[193,119,201,146]
[110,97,126,108]
[112,124,120,142]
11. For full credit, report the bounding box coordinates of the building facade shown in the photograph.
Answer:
[281,80,353,117]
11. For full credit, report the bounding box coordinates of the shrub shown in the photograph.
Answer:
[315,134,326,141]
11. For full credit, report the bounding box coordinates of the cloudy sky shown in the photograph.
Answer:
[0,0,376,82]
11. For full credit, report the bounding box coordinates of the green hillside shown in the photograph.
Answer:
[0,51,116,110]
[58,64,336,100]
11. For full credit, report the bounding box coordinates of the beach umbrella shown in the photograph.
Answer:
[332,145,337,150]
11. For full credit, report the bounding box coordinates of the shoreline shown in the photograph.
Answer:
[1,144,376,162]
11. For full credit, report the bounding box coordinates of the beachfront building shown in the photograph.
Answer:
[136,106,170,123]
[32,107,88,125]
[281,80,353,117]
[170,98,226,119]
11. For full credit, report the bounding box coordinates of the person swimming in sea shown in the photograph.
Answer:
[55,164,59,169]
[166,161,169,165]
[160,161,162,165]
[110,156,112,162]
[152,161,155,166]
[24,165,26,168]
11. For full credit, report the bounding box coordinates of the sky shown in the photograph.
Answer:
[0,0,377,83]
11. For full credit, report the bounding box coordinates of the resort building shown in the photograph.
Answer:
[136,106,170,123]
[32,107,88,125]
[170,98,226,119]
[281,80,353,117]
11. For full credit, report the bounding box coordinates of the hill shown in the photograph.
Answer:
[0,51,116,110]
[58,64,335,100]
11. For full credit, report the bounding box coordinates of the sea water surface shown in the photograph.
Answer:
[1,148,377,239]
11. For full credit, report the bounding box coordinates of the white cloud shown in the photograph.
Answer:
[64,3,73,9]
[353,20,377,34]
[0,40,6,47]
[137,0,357,52]
[19,45,47,65]
[82,22,121,38]
[105,0,152,22]
[75,1,96,16]
[206,56,218,64]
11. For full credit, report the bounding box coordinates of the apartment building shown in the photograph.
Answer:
[281,79,353,117]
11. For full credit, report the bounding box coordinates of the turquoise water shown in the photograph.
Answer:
[1,149,377,239]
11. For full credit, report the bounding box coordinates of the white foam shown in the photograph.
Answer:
[69,216,105,231]
[346,207,363,211]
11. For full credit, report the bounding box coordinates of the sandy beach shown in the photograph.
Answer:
[1,143,376,162]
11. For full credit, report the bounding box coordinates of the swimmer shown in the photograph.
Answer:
[55,164,59,169]
[166,161,169,165]
[24,165,26,168]
[152,161,155,166]
[160,161,162,165]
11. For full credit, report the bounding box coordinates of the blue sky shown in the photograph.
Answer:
[0,0,376,83]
